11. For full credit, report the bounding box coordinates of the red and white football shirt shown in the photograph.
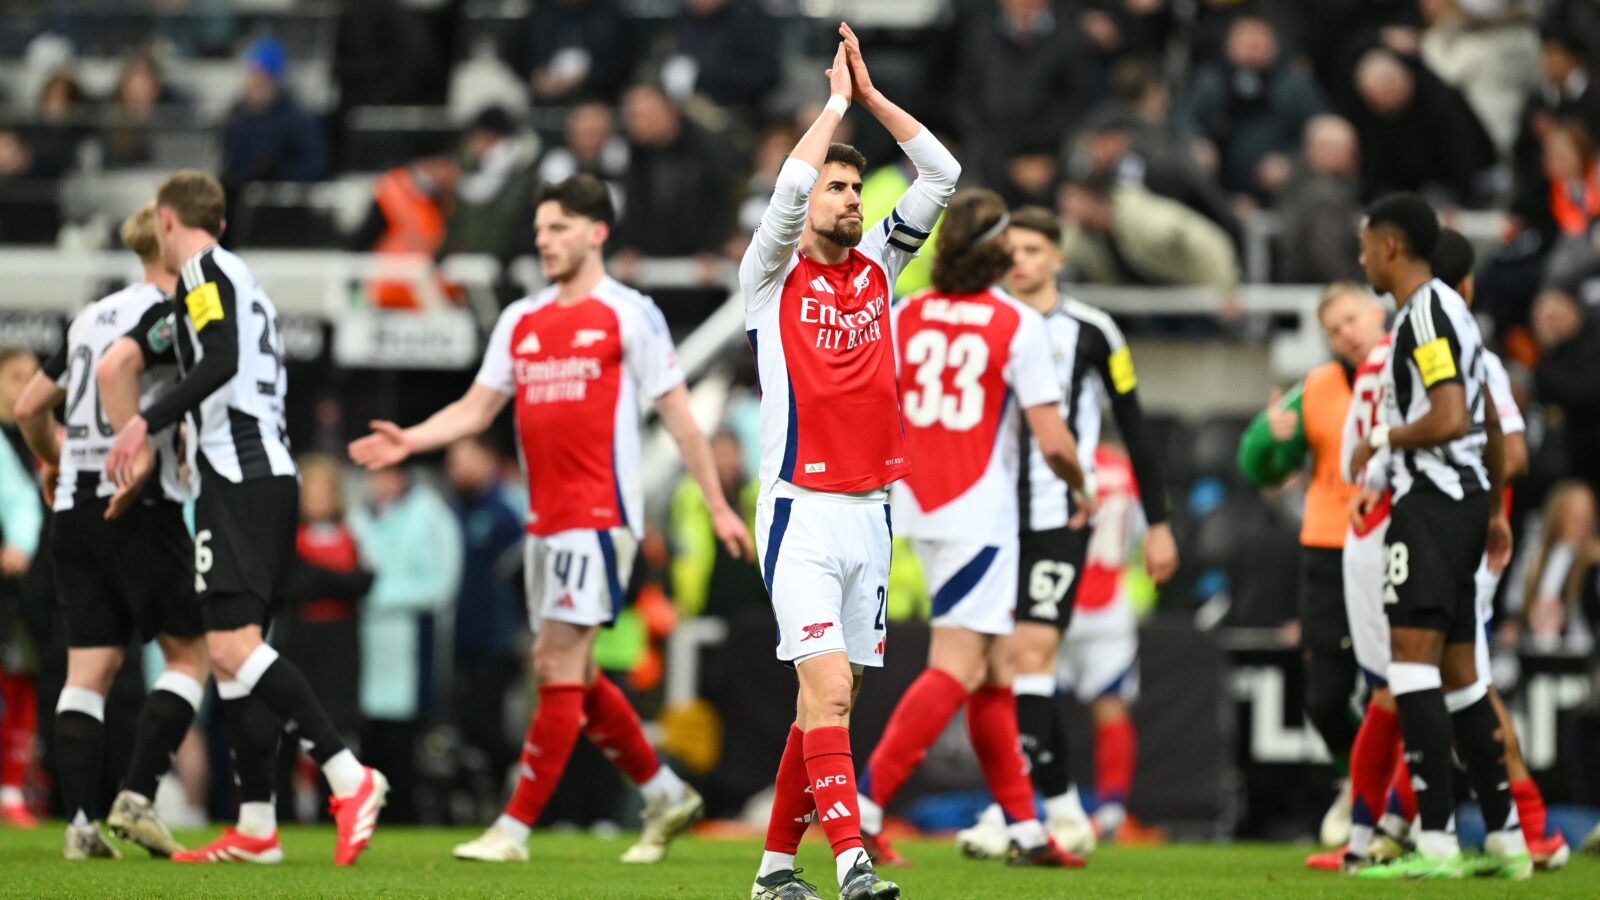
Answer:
[890,288,1060,543]
[1341,336,1393,536]
[739,134,960,497]
[476,276,682,537]
[1077,447,1137,612]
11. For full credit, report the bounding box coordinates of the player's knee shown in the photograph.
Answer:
[802,673,855,723]
[533,644,585,685]
[66,649,123,694]
[161,635,209,680]
[1009,642,1054,675]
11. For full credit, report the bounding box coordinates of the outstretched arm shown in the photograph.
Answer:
[655,385,754,560]
[348,383,509,470]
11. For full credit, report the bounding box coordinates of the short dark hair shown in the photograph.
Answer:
[156,169,225,236]
[1008,205,1061,244]
[1364,193,1439,261]
[824,142,867,175]
[1430,228,1476,288]
[535,175,614,226]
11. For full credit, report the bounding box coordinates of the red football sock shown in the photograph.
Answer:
[1094,716,1137,806]
[966,686,1037,824]
[803,726,864,857]
[1349,702,1402,827]
[862,668,967,807]
[0,672,35,789]
[1390,759,1418,824]
[1511,779,1548,843]
[503,683,586,826]
[764,725,812,854]
[583,675,660,785]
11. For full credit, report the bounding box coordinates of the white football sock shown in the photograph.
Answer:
[758,850,797,878]
[0,786,24,806]
[237,801,276,838]
[835,846,868,886]
[1045,785,1087,823]
[1007,818,1048,850]
[322,749,365,798]
[856,793,884,835]
[1416,829,1460,859]
[641,765,686,807]
[495,813,531,844]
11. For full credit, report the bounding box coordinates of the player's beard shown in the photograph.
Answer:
[814,218,863,249]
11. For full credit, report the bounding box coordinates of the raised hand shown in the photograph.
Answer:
[348,420,412,471]
[825,40,852,100]
[839,22,876,102]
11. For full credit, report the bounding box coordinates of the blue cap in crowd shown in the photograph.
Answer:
[245,37,286,81]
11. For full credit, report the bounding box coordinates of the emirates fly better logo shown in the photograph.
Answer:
[799,621,835,641]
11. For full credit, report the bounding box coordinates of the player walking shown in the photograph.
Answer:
[349,174,750,865]
[13,205,206,860]
[952,207,1176,857]
[103,172,386,866]
[1316,229,1564,875]
[856,190,1091,870]
[1344,195,1527,879]
[742,25,956,900]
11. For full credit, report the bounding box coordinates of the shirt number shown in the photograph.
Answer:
[903,330,988,431]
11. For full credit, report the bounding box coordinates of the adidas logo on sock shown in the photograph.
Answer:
[820,801,853,822]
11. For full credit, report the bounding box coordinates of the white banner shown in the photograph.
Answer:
[333,310,479,369]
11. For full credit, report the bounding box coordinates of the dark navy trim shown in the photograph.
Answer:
[597,530,625,619]
[762,497,794,594]
[931,545,999,617]
[779,368,799,482]
[746,329,762,397]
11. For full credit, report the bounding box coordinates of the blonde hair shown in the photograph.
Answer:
[120,202,161,265]
[1316,281,1374,319]
[1522,480,1596,617]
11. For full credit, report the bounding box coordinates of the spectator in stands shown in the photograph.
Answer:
[1512,480,1598,654]
[1347,47,1498,206]
[219,38,330,195]
[278,455,372,821]
[1072,103,1242,246]
[1531,287,1600,494]
[956,0,1106,191]
[1176,14,1327,200]
[0,347,43,829]
[1058,173,1240,291]
[349,467,462,824]
[351,153,461,309]
[446,107,539,265]
[104,53,185,168]
[506,0,631,105]
[333,0,445,114]
[30,70,88,178]
[1511,31,1600,228]
[612,83,735,282]
[1539,121,1600,283]
[658,0,781,115]
[445,436,525,790]
[733,123,793,259]
[536,101,628,203]
[1275,115,1365,284]
[1543,0,1600,79]
[999,147,1059,210]
[1418,0,1541,155]
[0,131,40,180]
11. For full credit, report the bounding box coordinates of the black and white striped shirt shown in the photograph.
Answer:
[42,282,187,511]
[132,245,295,484]
[1018,297,1168,532]
[1380,278,1489,502]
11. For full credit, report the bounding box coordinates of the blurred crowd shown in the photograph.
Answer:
[0,0,1596,311]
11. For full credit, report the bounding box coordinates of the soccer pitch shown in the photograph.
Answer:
[2,828,1595,898]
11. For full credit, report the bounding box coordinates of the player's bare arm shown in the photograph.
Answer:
[1483,399,1512,575]
[1349,382,1467,479]
[653,385,754,560]
[95,337,158,519]
[348,383,511,471]
[14,370,64,469]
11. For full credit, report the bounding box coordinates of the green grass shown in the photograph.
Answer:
[1,825,1594,898]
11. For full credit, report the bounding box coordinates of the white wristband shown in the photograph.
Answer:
[825,94,850,117]
[1369,424,1391,450]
